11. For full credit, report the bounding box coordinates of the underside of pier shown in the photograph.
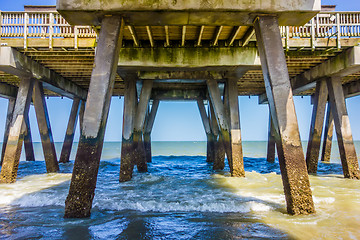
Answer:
[0,0,360,218]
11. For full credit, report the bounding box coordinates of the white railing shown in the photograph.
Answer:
[0,11,96,49]
[280,12,360,49]
[0,11,359,49]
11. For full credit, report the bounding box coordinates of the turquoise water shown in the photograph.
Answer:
[18,141,355,163]
[0,141,359,239]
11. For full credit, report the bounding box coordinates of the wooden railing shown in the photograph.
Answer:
[0,11,359,49]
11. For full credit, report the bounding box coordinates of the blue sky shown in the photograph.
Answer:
[0,0,359,142]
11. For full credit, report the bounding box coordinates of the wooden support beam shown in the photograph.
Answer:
[291,46,360,94]
[306,80,328,174]
[225,78,245,177]
[326,76,360,179]
[164,25,170,47]
[254,15,315,215]
[146,26,154,47]
[0,47,87,100]
[212,26,223,46]
[181,26,186,47]
[64,16,124,218]
[120,79,137,181]
[0,99,15,166]
[128,25,139,47]
[0,78,34,183]
[32,80,59,173]
[23,114,35,161]
[241,27,255,47]
[59,98,81,163]
[197,26,205,47]
[321,103,334,162]
[227,26,241,47]
[267,114,276,163]
[0,82,17,99]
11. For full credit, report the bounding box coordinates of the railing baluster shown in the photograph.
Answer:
[0,11,2,39]
[337,13,341,49]
[49,13,54,49]
[311,18,315,50]
[24,12,28,49]
[74,26,78,49]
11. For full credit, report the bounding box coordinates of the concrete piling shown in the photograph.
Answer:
[120,79,137,182]
[59,98,81,163]
[321,104,334,162]
[254,15,315,215]
[133,80,153,172]
[209,99,225,170]
[197,99,214,163]
[0,78,34,183]
[32,80,59,173]
[326,77,360,179]
[306,80,328,174]
[23,115,35,161]
[225,78,245,177]
[64,16,124,218]
[266,114,276,163]
[143,100,159,163]
[1,99,15,166]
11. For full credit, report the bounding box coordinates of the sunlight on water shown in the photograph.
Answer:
[216,172,360,239]
[0,173,71,206]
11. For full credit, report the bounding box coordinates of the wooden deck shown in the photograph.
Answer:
[0,11,360,97]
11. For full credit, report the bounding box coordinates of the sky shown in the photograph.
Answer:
[0,0,359,142]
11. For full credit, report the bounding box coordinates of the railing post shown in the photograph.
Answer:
[311,18,315,51]
[74,26,78,50]
[0,11,2,40]
[49,13,54,49]
[285,26,289,51]
[24,12,28,50]
[316,14,319,37]
[336,13,341,50]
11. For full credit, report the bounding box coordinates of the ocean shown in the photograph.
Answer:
[0,141,359,239]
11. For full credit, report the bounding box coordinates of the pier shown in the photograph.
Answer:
[0,1,359,218]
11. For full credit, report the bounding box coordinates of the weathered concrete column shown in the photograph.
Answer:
[225,78,245,177]
[321,104,334,162]
[1,98,15,166]
[0,78,34,183]
[267,114,276,163]
[32,80,59,173]
[306,80,328,174]
[64,16,124,218]
[143,100,159,163]
[197,99,214,163]
[326,77,360,179]
[59,98,81,163]
[254,15,315,215]
[79,100,85,133]
[23,115,35,161]
[134,80,153,172]
[209,99,225,170]
[120,79,137,182]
